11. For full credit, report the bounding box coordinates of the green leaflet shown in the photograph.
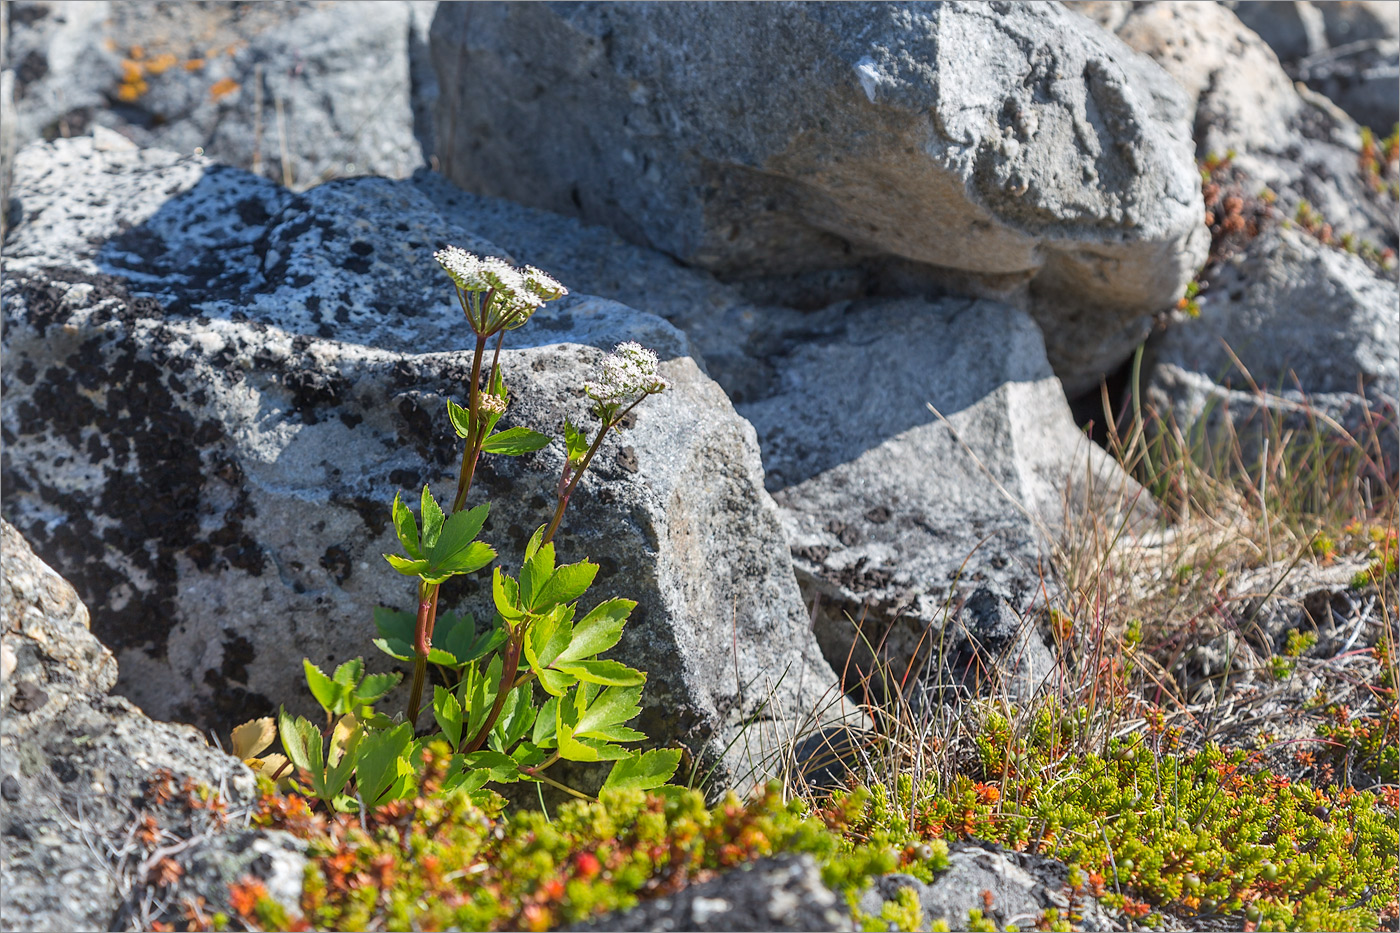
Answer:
[602,748,683,793]
[556,598,634,663]
[480,427,551,456]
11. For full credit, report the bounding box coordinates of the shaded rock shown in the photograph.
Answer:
[787,725,882,796]
[1146,225,1399,483]
[569,854,853,932]
[910,586,1059,710]
[735,296,1147,693]
[1,137,844,788]
[431,1,1207,394]
[1107,0,1397,250]
[1298,39,1400,134]
[0,521,295,933]
[1226,0,1328,63]
[858,842,1116,931]
[1318,2,1400,47]
[4,0,431,188]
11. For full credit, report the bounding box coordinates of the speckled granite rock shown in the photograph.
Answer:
[858,842,1116,932]
[3,0,436,188]
[736,296,1148,691]
[570,854,854,932]
[1,137,844,788]
[431,1,1207,395]
[0,520,300,933]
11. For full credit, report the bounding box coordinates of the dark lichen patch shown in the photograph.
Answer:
[319,545,353,585]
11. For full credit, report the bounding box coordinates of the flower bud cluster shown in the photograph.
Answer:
[434,246,568,336]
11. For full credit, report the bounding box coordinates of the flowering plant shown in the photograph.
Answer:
[234,250,679,809]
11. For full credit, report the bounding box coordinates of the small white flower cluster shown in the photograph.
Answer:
[433,246,568,334]
[584,341,668,414]
[479,393,508,416]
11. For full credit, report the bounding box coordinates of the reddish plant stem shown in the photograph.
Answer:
[460,632,523,754]
[405,582,441,725]
[542,396,648,545]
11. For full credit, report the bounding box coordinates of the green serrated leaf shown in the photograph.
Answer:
[523,525,546,563]
[601,748,682,793]
[420,485,446,552]
[532,696,559,747]
[554,658,646,687]
[433,685,464,749]
[436,541,497,575]
[446,398,473,438]
[277,708,313,773]
[374,607,416,645]
[490,684,536,753]
[372,637,414,662]
[557,598,634,664]
[303,660,339,714]
[460,624,508,666]
[460,750,520,783]
[354,721,414,806]
[465,655,502,740]
[520,543,555,610]
[574,685,643,739]
[357,671,401,705]
[537,560,598,611]
[493,569,524,622]
[384,554,431,577]
[480,427,551,456]
[332,658,364,687]
[537,668,576,697]
[392,492,421,560]
[429,502,490,566]
[581,722,647,743]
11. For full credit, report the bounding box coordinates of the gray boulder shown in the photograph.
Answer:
[858,842,1116,932]
[1298,39,1400,135]
[0,520,301,933]
[4,0,433,189]
[570,854,854,933]
[735,296,1147,693]
[1,137,844,789]
[431,1,1207,394]
[1106,0,1397,249]
[1146,225,1399,481]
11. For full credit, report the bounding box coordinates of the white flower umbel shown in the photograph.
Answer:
[584,341,668,420]
[434,246,491,292]
[523,265,568,302]
[435,246,561,336]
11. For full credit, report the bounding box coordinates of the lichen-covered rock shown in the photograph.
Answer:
[4,0,435,188]
[431,1,1207,394]
[0,521,294,933]
[735,296,1147,690]
[1,137,843,787]
[570,854,854,932]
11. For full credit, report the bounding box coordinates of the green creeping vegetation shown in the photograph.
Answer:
[822,721,1399,932]
[225,744,900,933]
[215,721,1398,933]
